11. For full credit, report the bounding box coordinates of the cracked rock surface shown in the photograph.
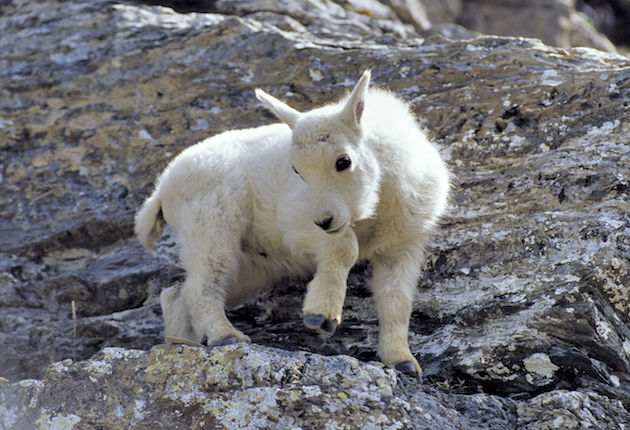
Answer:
[1,0,630,428]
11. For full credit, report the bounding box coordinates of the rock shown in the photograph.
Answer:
[459,0,618,52]
[139,0,617,50]
[379,0,465,30]
[1,0,630,427]
[2,344,630,429]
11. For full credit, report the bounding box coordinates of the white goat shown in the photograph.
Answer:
[135,71,449,378]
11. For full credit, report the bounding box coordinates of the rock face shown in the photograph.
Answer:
[3,344,630,429]
[457,0,617,52]
[335,0,618,52]
[1,0,630,428]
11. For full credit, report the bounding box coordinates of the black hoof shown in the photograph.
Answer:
[395,361,423,382]
[304,314,337,335]
[214,335,238,347]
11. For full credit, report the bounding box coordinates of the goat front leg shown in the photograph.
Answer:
[371,250,423,379]
[302,228,359,335]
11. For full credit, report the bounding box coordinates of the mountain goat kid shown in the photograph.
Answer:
[135,71,449,378]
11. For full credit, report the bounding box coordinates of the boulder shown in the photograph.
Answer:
[3,344,629,429]
[458,0,618,52]
[335,0,618,52]
[1,0,629,427]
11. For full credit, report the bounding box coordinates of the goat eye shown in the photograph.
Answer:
[335,156,351,172]
[292,166,303,179]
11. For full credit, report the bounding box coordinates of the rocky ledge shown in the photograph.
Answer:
[1,0,629,428]
[3,343,630,429]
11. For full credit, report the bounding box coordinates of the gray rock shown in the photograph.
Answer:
[2,344,630,429]
[1,0,630,427]
[4,344,512,429]
[458,0,618,52]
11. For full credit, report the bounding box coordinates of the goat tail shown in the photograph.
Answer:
[134,192,166,252]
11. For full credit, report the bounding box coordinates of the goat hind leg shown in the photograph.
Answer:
[178,268,251,347]
[176,219,251,347]
[161,284,199,344]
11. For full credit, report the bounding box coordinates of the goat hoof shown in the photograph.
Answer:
[395,361,423,382]
[304,314,337,335]
[214,335,238,347]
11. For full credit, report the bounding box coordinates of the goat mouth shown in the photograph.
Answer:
[326,225,345,235]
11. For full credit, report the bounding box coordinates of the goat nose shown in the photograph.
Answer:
[314,217,333,231]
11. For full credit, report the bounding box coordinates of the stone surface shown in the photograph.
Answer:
[458,0,618,52]
[144,0,618,51]
[1,0,630,427]
[2,344,630,429]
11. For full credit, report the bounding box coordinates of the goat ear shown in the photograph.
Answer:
[340,70,371,129]
[255,89,302,129]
